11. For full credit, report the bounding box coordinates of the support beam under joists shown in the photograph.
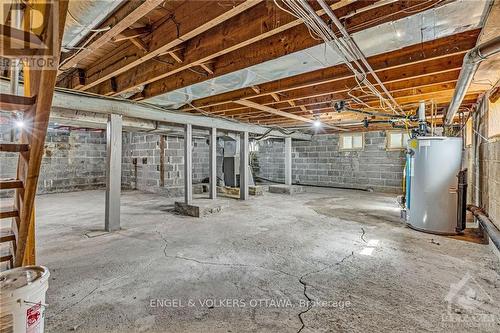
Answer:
[240,131,249,200]
[105,114,122,232]
[184,124,193,204]
[209,127,217,200]
[284,137,292,186]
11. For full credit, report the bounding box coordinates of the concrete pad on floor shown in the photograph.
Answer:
[268,184,306,195]
[175,199,223,217]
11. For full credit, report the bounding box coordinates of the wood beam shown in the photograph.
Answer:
[66,0,262,91]
[203,55,465,116]
[187,29,480,111]
[87,0,361,96]
[59,0,164,71]
[140,0,447,101]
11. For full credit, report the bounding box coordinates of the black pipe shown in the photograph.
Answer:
[467,205,500,251]
[456,170,468,233]
[255,176,369,192]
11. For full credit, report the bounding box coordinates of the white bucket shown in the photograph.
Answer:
[0,266,50,333]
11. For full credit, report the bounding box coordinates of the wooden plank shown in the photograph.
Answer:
[70,0,263,91]
[0,93,36,112]
[0,229,16,243]
[0,207,19,219]
[0,179,23,189]
[0,24,43,50]
[141,0,447,100]
[0,143,30,152]
[59,0,164,71]
[86,0,358,95]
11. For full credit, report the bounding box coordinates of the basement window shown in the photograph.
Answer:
[249,141,259,152]
[386,131,410,150]
[340,133,363,150]
[488,99,500,138]
[465,118,472,147]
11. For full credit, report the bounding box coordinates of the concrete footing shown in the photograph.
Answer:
[249,186,264,196]
[174,200,222,217]
[217,186,264,197]
[268,185,306,195]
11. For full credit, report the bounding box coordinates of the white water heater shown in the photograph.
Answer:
[406,137,463,234]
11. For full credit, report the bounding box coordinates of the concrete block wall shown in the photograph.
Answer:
[256,131,405,193]
[0,123,106,197]
[465,97,500,230]
[122,132,209,196]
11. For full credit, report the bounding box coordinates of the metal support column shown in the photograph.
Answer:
[240,131,249,200]
[285,137,292,186]
[184,124,193,204]
[105,114,122,232]
[209,127,217,199]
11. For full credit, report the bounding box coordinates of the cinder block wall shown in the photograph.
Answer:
[466,96,500,229]
[0,125,106,197]
[256,131,405,193]
[122,132,209,196]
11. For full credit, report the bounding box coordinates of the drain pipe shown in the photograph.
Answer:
[467,205,500,252]
[445,36,500,125]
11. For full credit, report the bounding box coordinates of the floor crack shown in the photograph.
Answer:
[360,227,367,243]
[155,231,298,279]
[296,251,354,333]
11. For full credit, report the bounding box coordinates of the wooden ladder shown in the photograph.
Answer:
[0,0,68,270]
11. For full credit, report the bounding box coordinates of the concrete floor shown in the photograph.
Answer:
[34,188,500,332]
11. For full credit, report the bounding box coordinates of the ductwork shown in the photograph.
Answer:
[445,35,500,125]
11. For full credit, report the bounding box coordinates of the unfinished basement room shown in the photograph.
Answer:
[1,0,500,332]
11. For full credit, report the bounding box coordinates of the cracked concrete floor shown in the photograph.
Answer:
[33,188,500,332]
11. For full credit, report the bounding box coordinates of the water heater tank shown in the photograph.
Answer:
[406,137,462,234]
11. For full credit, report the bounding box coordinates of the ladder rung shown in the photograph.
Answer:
[0,93,36,112]
[0,229,16,243]
[0,143,29,152]
[0,207,18,219]
[0,254,13,264]
[0,179,23,190]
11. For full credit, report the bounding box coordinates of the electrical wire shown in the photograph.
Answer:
[276,0,402,116]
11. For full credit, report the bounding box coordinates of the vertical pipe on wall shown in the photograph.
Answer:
[209,127,217,199]
[284,137,292,186]
[240,131,249,200]
[105,114,122,232]
[184,124,193,204]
